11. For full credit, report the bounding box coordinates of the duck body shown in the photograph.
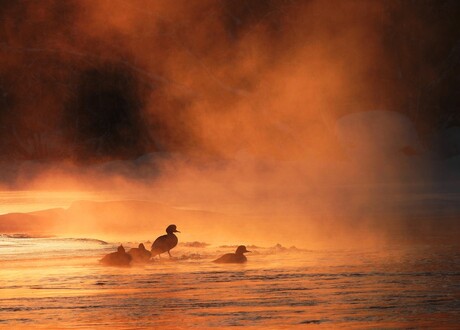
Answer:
[128,243,151,263]
[100,245,132,267]
[213,253,247,263]
[151,224,180,258]
[213,245,250,264]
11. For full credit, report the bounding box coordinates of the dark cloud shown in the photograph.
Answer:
[65,63,151,161]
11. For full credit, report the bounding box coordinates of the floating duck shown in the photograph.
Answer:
[151,224,180,259]
[100,245,132,267]
[128,243,151,263]
[213,245,251,263]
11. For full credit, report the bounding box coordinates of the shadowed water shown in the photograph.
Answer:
[0,236,459,329]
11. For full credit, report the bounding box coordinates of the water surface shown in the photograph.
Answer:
[1,236,459,329]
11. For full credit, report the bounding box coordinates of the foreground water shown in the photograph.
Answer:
[0,236,459,329]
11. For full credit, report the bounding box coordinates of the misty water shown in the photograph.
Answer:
[1,236,459,329]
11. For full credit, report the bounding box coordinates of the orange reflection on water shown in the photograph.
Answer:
[1,243,459,329]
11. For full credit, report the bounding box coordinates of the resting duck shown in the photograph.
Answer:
[128,243,151,263]
[213,245,251,263]
[100,245,132,267]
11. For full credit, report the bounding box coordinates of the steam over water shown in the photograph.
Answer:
[0,1,459,327]
[1,236,459,328]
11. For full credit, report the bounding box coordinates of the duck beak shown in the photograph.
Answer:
[245,250,251,253]
[174,230,181,233]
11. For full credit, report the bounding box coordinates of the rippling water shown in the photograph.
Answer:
[0,236,459,329]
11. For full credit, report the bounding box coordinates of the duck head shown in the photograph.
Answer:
[117,245,125,253]
[138,243,146,250]
[235,245,250,254]
[166,224,180,234]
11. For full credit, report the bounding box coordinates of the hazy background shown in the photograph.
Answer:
[0,0,459,247]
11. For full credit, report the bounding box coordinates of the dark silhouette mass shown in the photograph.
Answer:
[151,224,180,259]
[213,245,251,263]
[66,66,149,161]
[100,245,132,267]
[128,243,151,263]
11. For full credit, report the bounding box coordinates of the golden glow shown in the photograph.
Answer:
[0,0,424,249]
[0,1,457,329]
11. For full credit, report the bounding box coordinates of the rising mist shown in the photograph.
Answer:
[0,0,459,248]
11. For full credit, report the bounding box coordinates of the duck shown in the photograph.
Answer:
[213,245,251,263]
[100,245,132,267]
[151,224,180,259]
[128,243,151,263]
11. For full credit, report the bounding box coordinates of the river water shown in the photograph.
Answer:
[0,236,459,329]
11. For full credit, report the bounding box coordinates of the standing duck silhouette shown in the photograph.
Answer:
[213,245,251,263]
[151,224,180,259]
